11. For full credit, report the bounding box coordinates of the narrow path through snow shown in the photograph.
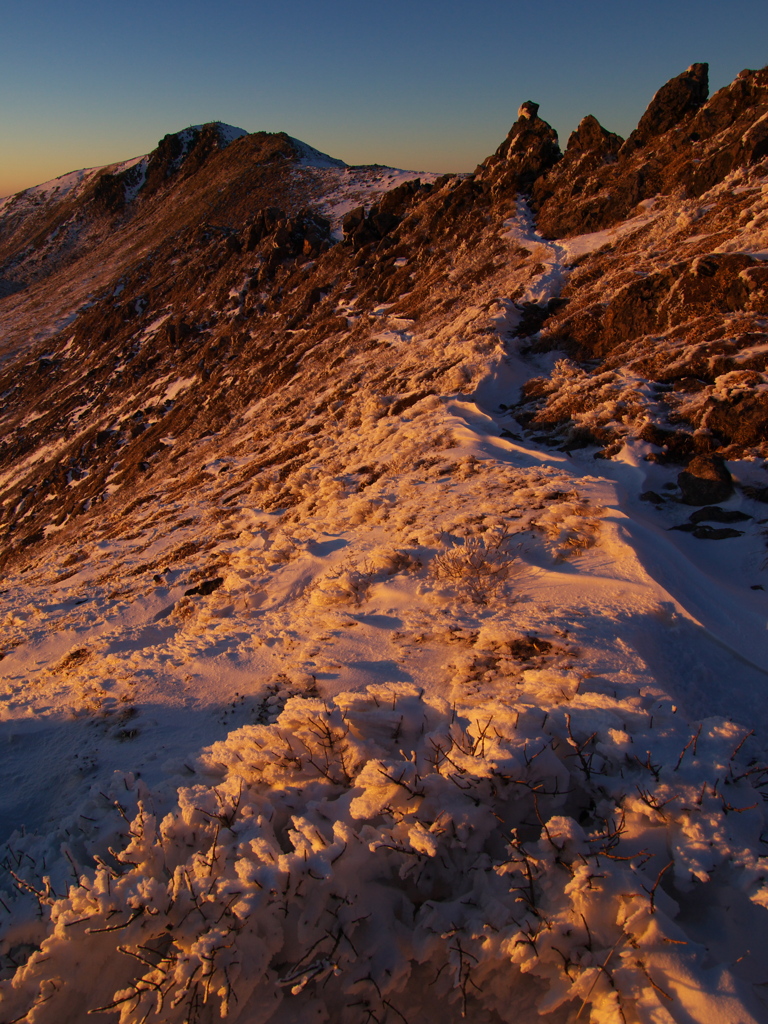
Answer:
[455,350,768,735]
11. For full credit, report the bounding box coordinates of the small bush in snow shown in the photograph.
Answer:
[309,563,370,606]
[430,530,521,603]
[530,499,603,560]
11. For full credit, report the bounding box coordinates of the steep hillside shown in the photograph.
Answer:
[1,65,768,1024]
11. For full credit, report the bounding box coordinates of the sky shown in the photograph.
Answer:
[1,0,768,197]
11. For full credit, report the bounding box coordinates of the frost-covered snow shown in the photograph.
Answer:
[215,123,249,145]
[1,335,768,1020]
[0,166,98,208]
[0,154,149,208]
[3,684,768,1024]
[287,136,347,169]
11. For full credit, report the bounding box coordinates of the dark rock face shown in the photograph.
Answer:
[142,129,200,194]
[92,172,128,213]
[677,455,734,505]
[533,115,624,236]
[545,253,768,360]
[624,63,709,151]
[342,180,427,250]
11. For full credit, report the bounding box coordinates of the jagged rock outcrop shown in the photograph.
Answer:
[530,64,768,238]
[623,63,709,151]
[476,102,561,201]
[245,208,332,273]
[532,115,624,236]
[504,64,768,465]
[342,180,429,250]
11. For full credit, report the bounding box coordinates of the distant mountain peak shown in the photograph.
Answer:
[152,122,249,173]
[164,121,249,149]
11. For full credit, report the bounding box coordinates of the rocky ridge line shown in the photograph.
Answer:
[2,64,768,558]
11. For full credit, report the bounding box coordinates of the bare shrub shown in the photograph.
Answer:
[530,500,603,559]
[430,529,521,603]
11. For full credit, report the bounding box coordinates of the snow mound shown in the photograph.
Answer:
[287,136,347,169]
[2,684,766,1023]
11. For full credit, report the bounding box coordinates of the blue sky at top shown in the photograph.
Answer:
[1,0,767,196]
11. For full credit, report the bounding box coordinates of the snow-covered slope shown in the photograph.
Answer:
[1,66,768,1024]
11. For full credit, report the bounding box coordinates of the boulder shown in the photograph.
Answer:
[342,207,365,237]
[690,524,744,539]
[677,454,734,505]
[185,577,224,597]
[688,506,751,524]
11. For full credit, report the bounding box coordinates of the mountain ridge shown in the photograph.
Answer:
[1,63,768,1024]
[4,61,768,558]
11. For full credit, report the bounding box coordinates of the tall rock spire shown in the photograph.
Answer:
[476,102,561,197]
